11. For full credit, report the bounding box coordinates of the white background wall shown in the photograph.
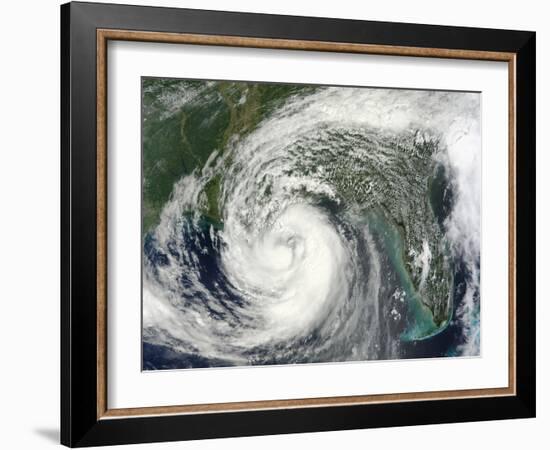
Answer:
[0,0,546,448]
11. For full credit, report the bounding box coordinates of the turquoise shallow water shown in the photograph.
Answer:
[366,212,446,342]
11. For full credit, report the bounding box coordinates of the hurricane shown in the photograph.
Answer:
[141,79,481,370]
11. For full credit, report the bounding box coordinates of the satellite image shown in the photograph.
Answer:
[141,78,481,370]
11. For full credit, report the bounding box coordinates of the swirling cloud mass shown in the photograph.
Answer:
[141,79,481,370]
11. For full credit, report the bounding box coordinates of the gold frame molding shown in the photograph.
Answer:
[96,29,517,420]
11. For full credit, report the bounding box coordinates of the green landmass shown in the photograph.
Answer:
[142,78,316,232]
[291,129,453,333]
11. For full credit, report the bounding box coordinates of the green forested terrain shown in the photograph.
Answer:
[142,78,316,232]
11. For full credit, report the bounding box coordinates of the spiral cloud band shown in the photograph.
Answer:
[141,79,481,370]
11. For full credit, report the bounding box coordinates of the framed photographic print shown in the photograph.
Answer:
[60,1,536,447]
